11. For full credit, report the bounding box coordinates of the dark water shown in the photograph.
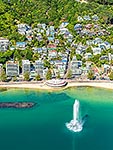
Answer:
[0,87,113,150]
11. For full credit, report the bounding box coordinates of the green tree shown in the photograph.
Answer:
[0,69,7,82]
[56,72,61,79]
[35,74,41,81]
[76,54,82,61]
[109,71,113,80]
[66,69,72,79]
[46,69,52,80]
[87,70,95,80]
[24,72,30,81]
[12,76,17,82]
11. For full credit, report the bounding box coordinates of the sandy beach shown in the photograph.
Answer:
[0,81,113,90]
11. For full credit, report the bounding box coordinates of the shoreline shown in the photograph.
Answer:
[0,81,113,90]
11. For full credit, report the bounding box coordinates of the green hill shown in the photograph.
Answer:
[0,0,113,38]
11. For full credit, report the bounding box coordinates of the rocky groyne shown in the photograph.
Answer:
[0,102,36,108]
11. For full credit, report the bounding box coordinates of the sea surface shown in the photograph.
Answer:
[0,87,113,150]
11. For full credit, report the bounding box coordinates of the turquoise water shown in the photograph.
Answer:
[0,87,113,150]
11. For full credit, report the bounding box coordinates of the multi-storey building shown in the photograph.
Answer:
[6,61,19,77]
[22,60,30,75]
[35,60,44,78]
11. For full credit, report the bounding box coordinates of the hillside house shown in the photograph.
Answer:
[16,42,26,50]
[0,38,10,51]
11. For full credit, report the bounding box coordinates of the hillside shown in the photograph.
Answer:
[0,0,113,39]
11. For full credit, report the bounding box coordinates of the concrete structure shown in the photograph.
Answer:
[6,61,19,77]
[0,64,3,75]
[70,60,82,76]
[35,60,44,78]
[0,38,10,51]
[22,60,30,75]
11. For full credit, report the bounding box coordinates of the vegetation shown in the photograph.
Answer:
[87,70,95,80]
[23,72,30,81]
[12,76,17,81]
[108,71,113,80]
[35,74,41,81]
[46,69,52,80]
[1,0,113,39]
[56,72,61,79]
[0,69,7,82]
[66,69,72,79]
[0,0,113,81]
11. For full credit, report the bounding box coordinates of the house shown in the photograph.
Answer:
[17,24,31,35]
[36,33,43,41]
[22,60,30,75]
[85,61,92,70]
[102,64,110,73]
[102,41,111,49]
[0,38,10,51]
[41,23,46,30]
[47,43,56,50]
[0,64,3,75]
[10,46,15,50]
[74,24,82,31]
[26,35,33,41]
[16,42,26,50]
[42,47,47,53]
[61,57,68,64]
[59,28,69,34]
[86,40,93,46]
[48,50,57,58]
[6,61,19,77]
[55,39,59,44]
[76,45,87,55]
[92,47,102,55]
[48,37,54,42]
[92,15,99,21]
[35,60,44,78]
[84,53,92,60]
[83,15,91,21]
[100,55,109,61]
[98,44,106,50]
[111,45,113,49]
[85,24,93,29]
[77,16,83,22]
[93,38,103,45]
[60,22,69,28]
[71,60,82,68]
[108,53,113,61]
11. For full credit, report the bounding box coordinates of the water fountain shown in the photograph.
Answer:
[66,100,83,132]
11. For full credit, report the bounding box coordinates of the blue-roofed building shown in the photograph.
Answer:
[83,15,91,21]
[16,42,26,50]
[48,37,54,41]
[74,24,82,31]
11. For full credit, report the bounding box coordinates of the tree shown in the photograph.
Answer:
[46,69,52,80]
[35,74,41,81]
[109,71,113,80]
[66,69,72,79]
[24,72,30,81]
[76,54,82,61]
[56,72,61,79]
[12,76,17,82]
[0,69,7,82]
[87,70,95,80]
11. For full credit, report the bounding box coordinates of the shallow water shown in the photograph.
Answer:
[0,87,113,150]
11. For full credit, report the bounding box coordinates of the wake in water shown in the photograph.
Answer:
[66,100,88,132]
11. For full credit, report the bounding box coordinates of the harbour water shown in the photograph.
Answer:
[0,87,113,150]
